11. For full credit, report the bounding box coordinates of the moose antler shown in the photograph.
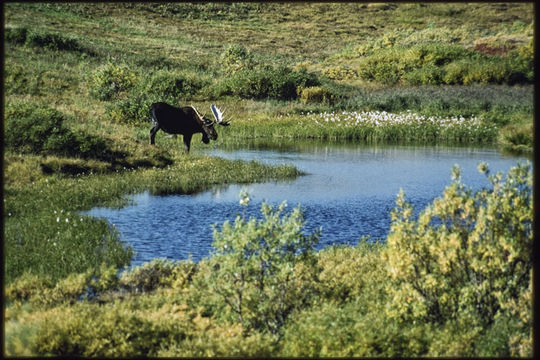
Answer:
[211,104,230,126]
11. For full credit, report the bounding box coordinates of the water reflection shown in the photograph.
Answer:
[85,141,529,267]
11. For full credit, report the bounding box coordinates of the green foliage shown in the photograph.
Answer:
[321,65,358,80]
[357,42,533,86]
[89,62,139,101]
[209,200,320,335]
[4,102,116,161]
[384,162,532,355]
[213,66,320,100]
[142,69,207,100]
[119,258,180,293]
[298,86,334,104]
[5,26,92,54]
[498,124,533,154]
[25,30,87,53]
[5,102,73,155]
[105,92,154,125]
[4,26,29,44]
[220,44,255,75]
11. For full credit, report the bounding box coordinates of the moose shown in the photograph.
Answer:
[149,102,230,152]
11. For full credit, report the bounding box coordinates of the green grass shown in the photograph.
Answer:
[4,154,300,283]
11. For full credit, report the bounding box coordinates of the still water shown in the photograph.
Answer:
[85,141,529,267]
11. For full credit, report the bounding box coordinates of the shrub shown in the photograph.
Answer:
[119,258,178,293]
[384,163,532,355]
[5,26,92,55]
[5,102,76,155]
[105,92,157,124]
[220,44,255,75]
[403,65,445,85]
[357,42,532,85]
[214,66,320,100]
[25,30,85,52]
[4,26,29,44]
[89,62,139,101]
[5,102,117,160]
[209,198,320,335]
[298,86,334,104]
[498,124,533,154]
[321,65,358,80]
[142,70,206,101]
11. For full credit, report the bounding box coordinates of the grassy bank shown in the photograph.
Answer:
[4,155,300,283]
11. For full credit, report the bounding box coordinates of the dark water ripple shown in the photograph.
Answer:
[84,143,529,267]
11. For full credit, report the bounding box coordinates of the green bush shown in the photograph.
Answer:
[213,66,320,100]
[5,102,115,160]
[358,42,533,85]
[4,26,29,44]
[5,26,91,55]
[498,124,533,154]
[384,162,532,355]
[220,44,256,75]
[321,65,358,80]
[142,69,206,101]
[403,65,445,85]
[5,102,76,155]
[298,86,334,104]
[105,93,156,125]
[119,258,178,293]
[89,62,139,101]
[208,198,320,335]
[25,30,85,52]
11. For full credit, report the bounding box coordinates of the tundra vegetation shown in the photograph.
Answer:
[3,2,533,357]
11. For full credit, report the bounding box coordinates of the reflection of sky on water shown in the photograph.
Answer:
[84,143,530,267]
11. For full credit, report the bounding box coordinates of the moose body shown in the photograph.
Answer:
[149,102,229,152]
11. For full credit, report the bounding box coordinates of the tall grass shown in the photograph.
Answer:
[219,110,498,143]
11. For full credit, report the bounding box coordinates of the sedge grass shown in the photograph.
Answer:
[218,110,498,143]
[4,154,301,284]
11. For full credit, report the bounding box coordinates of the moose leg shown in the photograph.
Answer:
[149,124,160,145]
[183,134,192,153]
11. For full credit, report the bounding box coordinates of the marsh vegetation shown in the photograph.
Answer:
[3,2,533,357]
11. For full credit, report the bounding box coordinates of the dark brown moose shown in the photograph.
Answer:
[149,102,230,152]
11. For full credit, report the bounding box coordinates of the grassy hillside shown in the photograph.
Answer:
[3,2,534,357]
[4,3,534,151]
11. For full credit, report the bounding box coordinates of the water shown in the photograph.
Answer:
[84,141,529,267]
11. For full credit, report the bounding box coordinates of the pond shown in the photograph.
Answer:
[84,140,530,267]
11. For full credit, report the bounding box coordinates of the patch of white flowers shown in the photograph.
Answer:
[307,110,491,130]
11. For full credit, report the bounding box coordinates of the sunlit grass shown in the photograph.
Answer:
[4,154,301,284]
[218,110,498,143]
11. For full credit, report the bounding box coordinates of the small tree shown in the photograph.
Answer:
[210,192,320,335]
